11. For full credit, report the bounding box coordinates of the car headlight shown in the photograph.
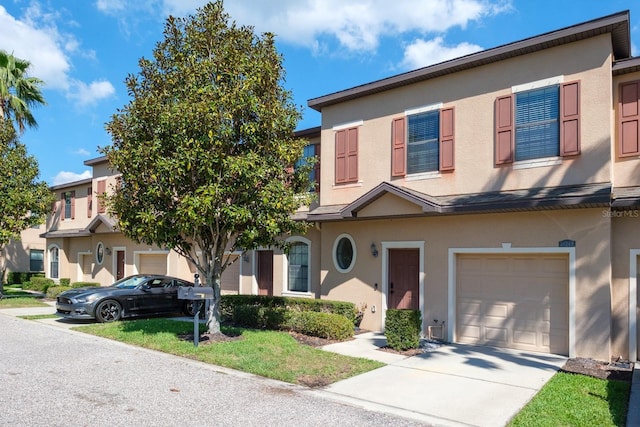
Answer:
[71,294,98,304]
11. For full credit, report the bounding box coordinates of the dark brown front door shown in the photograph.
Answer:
[116,250,125,280]
[257,250,273,296]
[388,249,419,310]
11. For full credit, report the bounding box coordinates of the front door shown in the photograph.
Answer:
[388,249,419,310]
[116,250,125,280]
[257,250,273,296]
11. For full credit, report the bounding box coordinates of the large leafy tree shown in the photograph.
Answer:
[103,1,313,334]
[0,50,46,133]
[0,120,54,294]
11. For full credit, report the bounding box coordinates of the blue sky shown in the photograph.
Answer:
[1,0,638,185]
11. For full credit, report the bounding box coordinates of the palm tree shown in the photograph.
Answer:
[0,50,46,133]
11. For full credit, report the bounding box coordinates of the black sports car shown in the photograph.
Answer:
[55,274,196,322]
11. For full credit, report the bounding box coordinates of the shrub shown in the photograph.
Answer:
[59,278,71,286]
[71,282,101,288]
[286,311,354,340]
[23,277,54,294]
[6,272,44,285]
[47,286,72,298]
[232,304,289,330]
[385,309,422,351]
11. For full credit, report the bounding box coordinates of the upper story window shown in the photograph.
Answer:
[334,121,361,184]
[62,191,75,220]
[87,186,92,218]
[495,78,580,165]
[97,180,107,214]
[296,144,319,192]
[392,104,454,177]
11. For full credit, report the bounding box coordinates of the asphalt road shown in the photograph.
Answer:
[0,314,426,426]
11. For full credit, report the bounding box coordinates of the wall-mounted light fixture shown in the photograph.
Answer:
[242,252,250,263]
[105,247,112,256]
[370,242,378,258]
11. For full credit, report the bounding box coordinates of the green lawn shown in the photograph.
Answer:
[74,318,383,386]
[0,296,49,308]
[508,371,630,427]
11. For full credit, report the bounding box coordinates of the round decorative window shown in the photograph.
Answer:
[333,234,356,273]
[96,242,105,265]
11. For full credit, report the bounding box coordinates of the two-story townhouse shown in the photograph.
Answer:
[41,156,243,292]
[275,10,640,362]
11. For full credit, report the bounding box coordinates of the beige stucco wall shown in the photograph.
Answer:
[319,206,612,360]
[319,35,613,207]
[3,225,47,276]
[612,71,640,188]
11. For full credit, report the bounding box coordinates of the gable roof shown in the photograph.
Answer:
[308,11,631,111]
[40,214,118,238]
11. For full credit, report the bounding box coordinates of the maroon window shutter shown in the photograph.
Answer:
[346,127,358,182]
[87,187,92,218]
[560,80,580,156]
[495,95,514,165]
[335,130,347,183]
[70,191,76,219]
[391,117,406,177]
[619,80,640,157]
[60,193,66,220]
[97,180,106,214]
[440,107,455,171]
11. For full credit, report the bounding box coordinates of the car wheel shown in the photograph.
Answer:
[95,300,123,323]
[184,301,205,318]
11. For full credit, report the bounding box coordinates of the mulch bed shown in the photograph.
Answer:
[560,357,634,382]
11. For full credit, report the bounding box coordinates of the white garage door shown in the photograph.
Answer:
[138,254,168,275]
[456,254,569,355]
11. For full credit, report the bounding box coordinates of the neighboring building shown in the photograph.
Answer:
[40,11,640,363]
[1,225,47,282]
[268,10,640,362]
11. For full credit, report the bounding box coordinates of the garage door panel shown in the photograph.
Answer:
[139,254,167,275]
[456,254,569,355]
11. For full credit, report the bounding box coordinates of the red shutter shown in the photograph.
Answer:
[440,107,455,171]
[391,117,406,177]
[560,80,580,156]
[495,95,514,165]
[346,128,358,182]
[97,180,106,214]
[70,191,75,219]
[87,187,92,218]
[335,130,347,183]
[619,80,640,157]
[60,193,66,220]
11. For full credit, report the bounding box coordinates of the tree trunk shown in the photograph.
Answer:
[205,264,223,335]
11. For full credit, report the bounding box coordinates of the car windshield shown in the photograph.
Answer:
[114,276,152,289]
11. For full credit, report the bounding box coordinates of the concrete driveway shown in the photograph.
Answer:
[320,332,567,427]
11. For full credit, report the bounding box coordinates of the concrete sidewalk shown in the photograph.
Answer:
[320,332,567,426]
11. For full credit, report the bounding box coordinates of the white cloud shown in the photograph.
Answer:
[67,80,116,107]
[52,170,92,186]
[75,148,91,156]
[401,36,483,69]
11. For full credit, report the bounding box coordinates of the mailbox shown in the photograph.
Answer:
[178,286,214,301]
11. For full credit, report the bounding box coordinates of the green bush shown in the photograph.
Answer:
[232,304,289,330]
[385,309,422,351]
[47,286,72,298]
[220,295,358,325]
[71,282,101,288]
[6,272,45,285]
[59,278,71,286]
[23,277,54,293]
[286,311,354,340]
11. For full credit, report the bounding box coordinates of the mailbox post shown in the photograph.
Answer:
[177,274,214,347]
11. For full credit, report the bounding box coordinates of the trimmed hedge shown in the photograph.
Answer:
[47,286,72,298]
[59,278,71,286]
[221,295,358,325]
[71,282,101,288]
[385,309,422,351]
[22,277,55,294]
[6,272,45,285]
[222,295,357,340]
[287,311,354,340]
